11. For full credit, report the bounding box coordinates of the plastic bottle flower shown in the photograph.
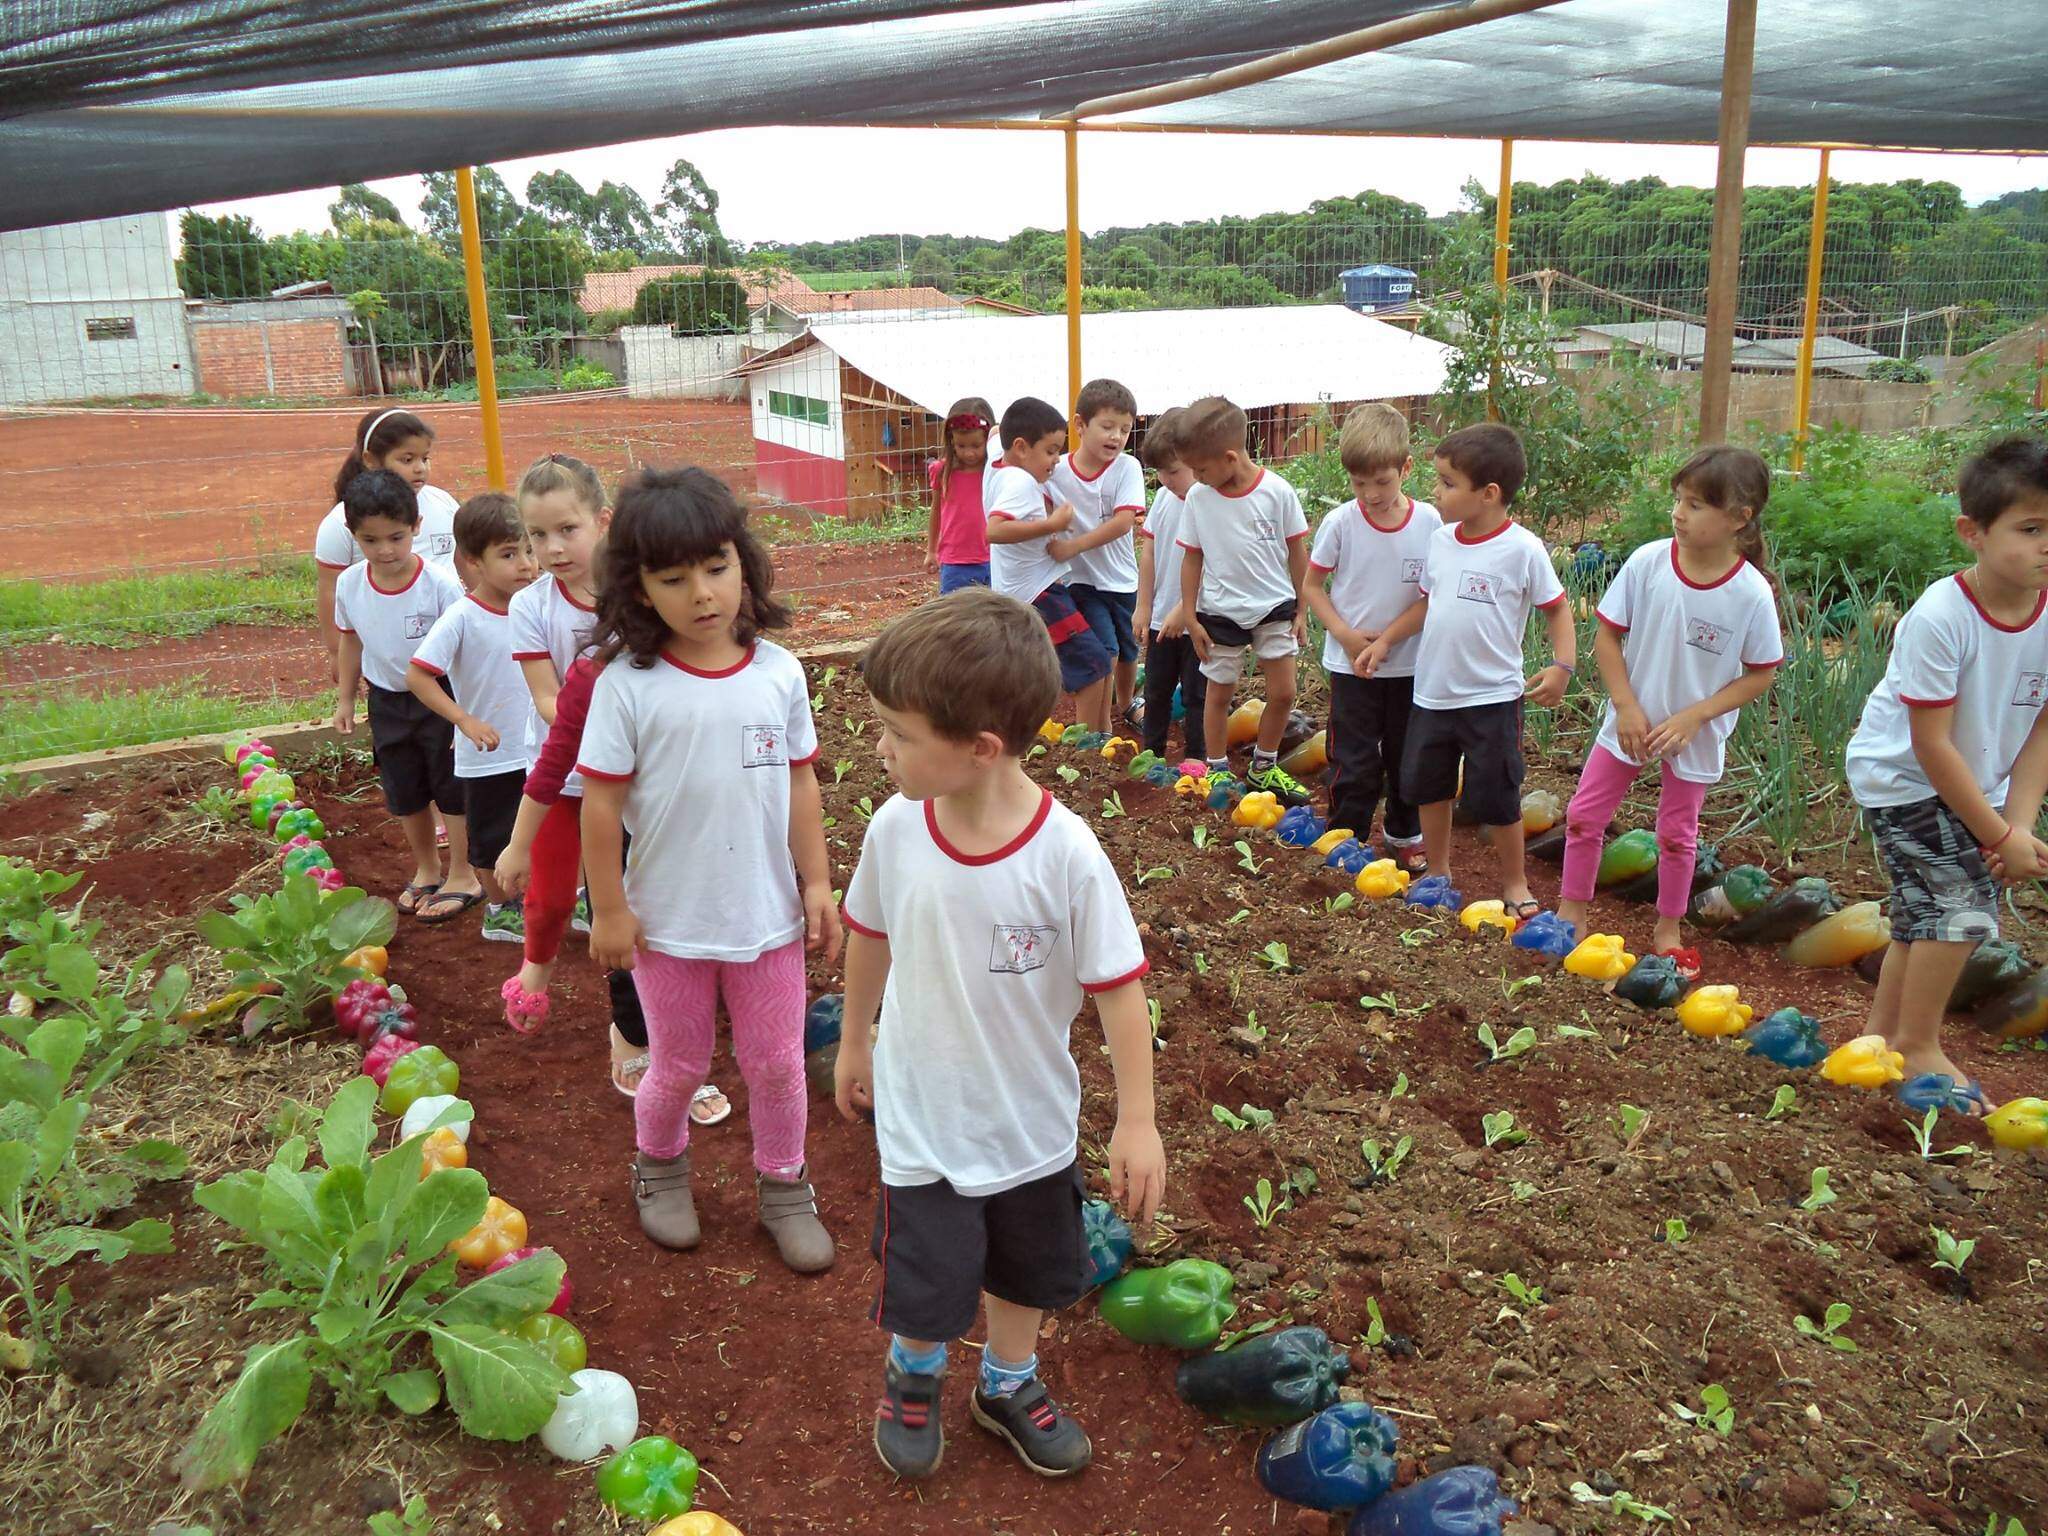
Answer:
[1675,984,1753,1037]
[1459,899,1519,938]
[1563,933,1636,981]
[1819,1034,1906,1089]
[1354,860,1410,901]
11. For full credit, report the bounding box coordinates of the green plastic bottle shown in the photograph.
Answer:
[1098,1259,1237,1349]
[1722,876,1837,944]
[1595,828,1659,887]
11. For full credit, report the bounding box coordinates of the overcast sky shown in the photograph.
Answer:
[198,127,2047,246]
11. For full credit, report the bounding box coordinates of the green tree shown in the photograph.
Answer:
[655,158,732,265]
[178,211,267,299]
[485,215,592,345]
[630,270,749,334]
[329,184,405,231]
[419,168,522,246]
[527,171,661,255]
[908,241,956,289]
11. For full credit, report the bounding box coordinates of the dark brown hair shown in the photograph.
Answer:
[1177,396,1248,462]
[1672,444,1775,587]
[934,395,994,515]
[1434,422,1526,506]
[333,408,433,503]
[452,491,526,560]
[1075,377,1137,425]
[1960,436,2048,528]
[590,466,788,667]
[340,469,418,532]
[1140,406,1188,472]
[862,588,1059,755]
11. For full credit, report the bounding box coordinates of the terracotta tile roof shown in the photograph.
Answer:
[769,286,963,315]
[576,265,815,316]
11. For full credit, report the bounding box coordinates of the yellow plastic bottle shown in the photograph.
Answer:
[1232,791,1283,830]
[1984,1097,2048,1151]
[1675,984,1753,1037]
[1310,827,1357,857]
[1784,900,1890,968]
[1038,719,1065,744]
[1227,699,1266,749]
[1521,788,1562,835]
[1459,899,1519,937]
[1355,859,1410,900]
[1279,729,1328,777]
[1563,933,1636,982]
[1819,1034,1906,1090]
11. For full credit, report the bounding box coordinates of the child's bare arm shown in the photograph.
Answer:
[835,930,890,1122]
[787,762,841,965]
[1526,600,1578,707]
[1134,538,1154,634]
[1358,595,1427,676]
[1179,547,1210,658]
[332,632,363,733]
[317,566,343,663]
[1642,664,1776,760]
[493,794,548,896]
[580,780,642,969]
[1096,980,1164,1227]
[520,658,562,725]
[987,505,1074,545]
[406,662,498,751]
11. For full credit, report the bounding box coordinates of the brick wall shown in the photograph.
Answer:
[191,318,349,400]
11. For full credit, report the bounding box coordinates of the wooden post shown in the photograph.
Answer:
[1698,0,1758,443]
[1489,138,1513,421]
[454,167,506,490]
[1064,123,1083,419]
[1789,148,1831,472]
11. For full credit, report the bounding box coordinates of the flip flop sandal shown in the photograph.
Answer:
[397,880,441,917]
[1503,896,1544,922]
[690,1084,733,1126]
[500,977,550,1034]
[1392,846,1430,876]
[1658,946,1704,981]
[416,888,486,926]
[611,1051,649,1098]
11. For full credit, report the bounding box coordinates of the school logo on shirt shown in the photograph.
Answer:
[430,534,454,558]
[1455,571,1498,606]
[2014,673,2048,708]
[1251,516,1277,539]
[741,724,789,768]
[989,923,1060,975]
[1401,558,1425,584]
[1686,618,1732,656]
[404,613,432,640]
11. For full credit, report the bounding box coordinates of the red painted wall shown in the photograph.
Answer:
[755,438,847,516]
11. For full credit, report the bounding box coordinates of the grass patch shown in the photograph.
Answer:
[757,504,926,548]
[794,270,912,292]
[0,559,314,648]
[0,682,334,767]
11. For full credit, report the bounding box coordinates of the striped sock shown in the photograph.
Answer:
[979,1346,1038,1399]
[889,1337,947,1377]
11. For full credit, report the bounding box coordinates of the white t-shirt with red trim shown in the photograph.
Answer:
[314,485,460,573]
[411,594,541,778]
[987,465,1069,603]
[1178,469,1310,626]
[1308,495,1442,678]
[509,573,601,798]
[1593,538,1784,785]
[1140,486,1190,634]
[841,788,1148,1197]
[1412,520,1565,711]
[1049,451,1146,593]
[332,558,463,693]
[576,641,818,963]
[1847,573,2048,810]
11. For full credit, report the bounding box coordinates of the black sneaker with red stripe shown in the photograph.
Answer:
[874,1361,943,1479]
[970,1379,1093,1477]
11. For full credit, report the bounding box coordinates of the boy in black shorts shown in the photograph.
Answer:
[836,588,1165,1480]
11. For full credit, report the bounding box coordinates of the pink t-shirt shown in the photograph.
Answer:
[929,458,990,566]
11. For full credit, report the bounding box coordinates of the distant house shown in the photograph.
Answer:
[575,264,817,319]
[960,295,1038,318]
[730,305,1457,517]
[188,283,361,399]
[0,212,195,405]
[1556,320,1883,377]
[751,286,964,349]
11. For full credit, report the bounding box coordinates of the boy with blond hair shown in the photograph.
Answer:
[1177,396,1314,805]
[1050,378,1147,731]
[1305,403,1440,867]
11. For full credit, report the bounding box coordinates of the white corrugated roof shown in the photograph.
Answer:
[736,306,1455,417]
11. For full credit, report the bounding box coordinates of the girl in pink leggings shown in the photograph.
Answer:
[1557,447,1785,974]
[577,466,842,1273]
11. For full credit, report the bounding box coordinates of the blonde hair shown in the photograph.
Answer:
[862,588,1059,755]
[1338,403,1412,476]
[516,452,605,518]
[1177,396,1248,462]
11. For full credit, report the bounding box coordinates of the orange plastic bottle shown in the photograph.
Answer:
[1227,699,1266,749]
[1279,729,1328,777]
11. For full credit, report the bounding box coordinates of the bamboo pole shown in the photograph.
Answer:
[1789,148,1832,472]
[1490,138,1513,422]
[454,166,505,490]
[1698,0,1759,443]
[1065,122,1083,419]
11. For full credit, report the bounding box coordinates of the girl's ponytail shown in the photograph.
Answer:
[1671,444,1775,591]
[334,408,434,503]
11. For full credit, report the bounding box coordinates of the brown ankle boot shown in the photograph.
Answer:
[633,1151,699,1249]
[757,1164,834,1273]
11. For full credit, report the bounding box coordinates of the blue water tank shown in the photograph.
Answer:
[1340,264,1417,313]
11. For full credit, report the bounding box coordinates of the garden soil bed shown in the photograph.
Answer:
[4,672,2046,1535]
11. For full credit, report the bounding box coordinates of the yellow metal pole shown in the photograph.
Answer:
[1789,148,1832,472]
[1064,123,1083,420]
[454,166,506,491]
[1489,138,1513,420]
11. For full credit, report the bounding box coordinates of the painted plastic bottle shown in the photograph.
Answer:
[1510,910,1576,960]
[1519,788,1561,836]
[1346,1464,1518,1536]
[1595,828,1659,887]
[1612,953,1686,1010]
[1275,806,1328,847]
[1227,699,1266,749]
[1081,1199,1134,1290]
[1977,967,2048,1040]
[1281,729,1329,778]
[1723,877,1837,944]
[803,993,843,1053]
[1098,1260,1237,1349]
[1174,1326,1352,1427]
[1325,839,1373,877]
[1785,900,1889,968]
[1743,1007,1828,1069]
[1948,939,2033,1012]
[1257,1402,1400,1511]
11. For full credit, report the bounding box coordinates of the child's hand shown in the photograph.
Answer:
[494,845,531,898]
[1642,705,1704,760]
[332,699,355,735]
[1525,663,1570,709]
[1356,636,1391,677]
[1990,828,2048,884]
[1159,603,1186,640]
[458,715,500,752]
[833,1038,874,1123]
[924,544,939,574]
[1045,503,1076,534]
[1291,609,1308,646]
[803,883,843,966]
[1109,1115,1166,1229]
[1186,616,1212,661]
[588,907,645,971]
[1615,702,1652,761]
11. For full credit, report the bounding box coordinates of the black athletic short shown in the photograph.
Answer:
[1400,698,1525,828]
[869,1161,1090,1341]
[366,682,462,819]
[461,768,527,871]
[1866,797,2001,944]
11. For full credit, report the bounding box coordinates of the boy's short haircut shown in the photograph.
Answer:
[1075,377,1138,424]
[1959,436,2048,527]
[862,588,1060,755]
[1434,422,1527,506]
[453,491,527,560]
[1140,406,1187,471]
[1338,402,1413,476]
[1177,396,1249,462]
[341,469,420,531]
[999,396,1067,454]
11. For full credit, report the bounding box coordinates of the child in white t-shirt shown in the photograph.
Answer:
[1133,407,1208,764]
[578,466,839,1271]
[1175,396,1313,804]
[330,470,467,919]
[1049,378,1147,732]
[1845,437,2048,1104]
[1305,404,1441,867]
[1557,448,1783,970]
[837,587,1163,1483]
[316,408,460,667]
[1360,423,1575,917]
[407,492,542,941]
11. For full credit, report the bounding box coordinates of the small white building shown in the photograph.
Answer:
[0,213,196,406]
[731,305,1457,517]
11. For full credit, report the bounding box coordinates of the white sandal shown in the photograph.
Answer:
[610,1051,649,1098]
[690,1083,733,1126]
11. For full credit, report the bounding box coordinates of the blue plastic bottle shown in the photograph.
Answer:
[1509,910,1576,960]
[1257,1402,1399,1511]
[1404,874,1462,912]
[1347,1465,1517,1536]
[1325,839,1373,876]
[1896,1072,1987,1116]
[1081,1199,1134,1289]
[1276,807,1328,847]
[803,993,843,1053]
[1742,1007,1828,1069]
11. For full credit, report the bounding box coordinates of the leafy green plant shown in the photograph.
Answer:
[1324,892,1356,916]
[1477,1022,1537,1063]
[1664,1217,1690,1244]
[1556,1020,1601,1041]
[1286,1165,1318,1203]
[1613,1103,1649,1144]
[0,857,83,931]
[1239,1010,1267,1043]
[1226,908,1252,926]
[1257,942,1292,973]
[1146,997,1163,1046]
[1213,1315,1284,1354]
[808,665,840,713]
[1134,860,1173,886]
[1101,791,1127,820]
[1497,1272,1544,1308]
[1481,1111,1527,1149]
[3,938,188,1071]
[1983,1516,2028,1536]
[1911,1107,1972,1161]
[1931,1226,1976,1277]
[368,1498,435,1536]
[1360,1297,1387,1348]
[1243,1177,1288,1230]
[1191,952,1210,976]
[1674,1383,1734,1435]
[854,795,876,822]
[198,881,395,1034]
[1055,764,1081,785]
[1234,840,1268,875]
[1397,925,1434,949]
[1497,970,1542,1002]
[1571,1482,1674,1523]
[1766,1085,1800,1120]
[193,784,246,825]
[1212,1103,1274,1133]
[1793,1300,1858,1352]
[180,1080,571,1490]
[1191,825,1211,851]
[1388,1071,1410,1100]
[831,759,852,785]
[1361,1135,1413,1183]
[1801,1166,1837,1211]
[0,1014,183,1365]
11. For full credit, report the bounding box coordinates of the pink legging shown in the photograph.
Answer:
[1560,744,1712,919]
[630,939,809,1173]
